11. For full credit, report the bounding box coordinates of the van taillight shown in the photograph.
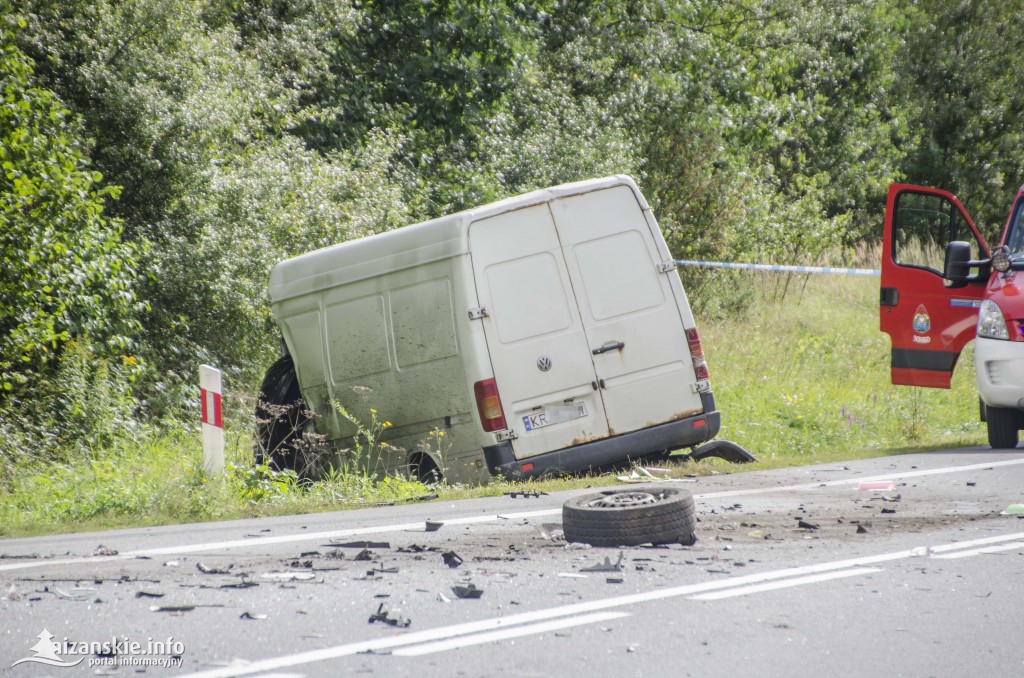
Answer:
[474,378,507,432]
[686,328,710,381]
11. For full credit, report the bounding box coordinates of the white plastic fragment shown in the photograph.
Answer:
[858,481,896,492]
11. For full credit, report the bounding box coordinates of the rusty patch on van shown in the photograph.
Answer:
[571,432,609,446]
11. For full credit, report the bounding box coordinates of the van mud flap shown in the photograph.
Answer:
[682,440,756,464]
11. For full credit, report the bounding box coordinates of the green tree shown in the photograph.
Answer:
[898,0,1024,240]
[0,20,140,396]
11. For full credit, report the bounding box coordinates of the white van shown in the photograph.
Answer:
[258,176,747,483]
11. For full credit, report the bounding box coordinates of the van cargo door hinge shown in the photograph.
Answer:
[468,307,489,320]
[658,261,677,274]
[495,429,517,442]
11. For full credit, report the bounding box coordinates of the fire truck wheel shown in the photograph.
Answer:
[986,406,1020,449]
[562,485,697,547]
[255,354,312,476]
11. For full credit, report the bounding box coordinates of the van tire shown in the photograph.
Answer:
[562,485,696,547]
[255,354,310,475]
[986,406,1020,449]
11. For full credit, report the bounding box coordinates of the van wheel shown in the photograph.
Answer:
[986,406,1020,449]
[562,485,696,547]
[409,453,442,485]
[255,354,311,475]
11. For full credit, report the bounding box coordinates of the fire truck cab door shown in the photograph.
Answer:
[880,183,989,388]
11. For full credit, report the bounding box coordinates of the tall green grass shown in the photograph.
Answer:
[0,266,986,537]
[704,270,983,460]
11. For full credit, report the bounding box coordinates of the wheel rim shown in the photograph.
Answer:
[587,491,662,509]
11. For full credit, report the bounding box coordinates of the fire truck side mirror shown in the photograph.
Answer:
[943,241,972,288]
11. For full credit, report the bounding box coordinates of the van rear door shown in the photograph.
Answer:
[880,183,989,387]
[469,204,611,459]
[470,185,702,459]
[550,185,703,434]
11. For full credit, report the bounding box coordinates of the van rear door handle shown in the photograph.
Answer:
[592,340,625,355]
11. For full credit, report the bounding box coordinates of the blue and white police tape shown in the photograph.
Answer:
[673,260,880,277]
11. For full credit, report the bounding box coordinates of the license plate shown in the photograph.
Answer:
[522,402,588,431]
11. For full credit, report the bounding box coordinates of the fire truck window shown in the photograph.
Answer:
[893,191,980,274]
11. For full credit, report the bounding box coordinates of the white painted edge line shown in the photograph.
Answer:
[696,457,1024,500]
[6,457,1024,574]
[931,542,1024,560]
[927,531,1024,553]
[689,567,882,600]
[391,611,632,657]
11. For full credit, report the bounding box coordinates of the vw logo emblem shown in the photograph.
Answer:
[537,356,553,372]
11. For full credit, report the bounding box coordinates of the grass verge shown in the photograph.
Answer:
[0,270,986,538]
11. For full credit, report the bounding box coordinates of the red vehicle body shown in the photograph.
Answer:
[880,182,1024,447]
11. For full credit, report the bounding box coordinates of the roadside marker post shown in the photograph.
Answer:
[199,364,224,475]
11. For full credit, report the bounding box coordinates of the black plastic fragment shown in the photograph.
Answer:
[442,551,463,568]
[328,541,391,549]
[451,583,484,599]
[504,490,548,498]
[368,602,410,627]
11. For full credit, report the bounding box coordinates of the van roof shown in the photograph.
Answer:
[268,175,646,304]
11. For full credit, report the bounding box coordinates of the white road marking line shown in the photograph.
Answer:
[931,542,1024,559]
[928,531,1024,554]
[177,531,1024,677]
[696,457,1024,500]
[391,611,632,656]
[688,567,882,600]
[5,457,1024,574]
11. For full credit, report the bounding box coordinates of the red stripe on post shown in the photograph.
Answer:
[200,388,223,428]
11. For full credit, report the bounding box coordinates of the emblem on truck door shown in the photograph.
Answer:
[537,356,552,372]
[912,304,931,334]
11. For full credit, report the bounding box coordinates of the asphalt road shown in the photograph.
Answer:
[3,447,1024,677]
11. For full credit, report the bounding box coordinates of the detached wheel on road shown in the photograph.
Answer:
[986,405,1020,449]
[562,485,697,547]
[255,354,311,475]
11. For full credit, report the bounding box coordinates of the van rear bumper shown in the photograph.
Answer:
[484,399,721,480]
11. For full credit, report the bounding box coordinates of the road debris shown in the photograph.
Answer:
[260,571,317,582]
[617,467,696,484]
[196,562,231,575]
[797,520,819,531]
[425,520,444,532]
[1001,504,1024,516]
[858,481,896,492]
[135,590,165,599]
[150,605,196,613]
[240,612,268,620]
[442,551,464,568]
[328,540,391,549]
[451,583,484,599]
[580,552,625,573]
[92,545,118,557]
[539,523,565,541]
[353,549,375,561]
[368,603,410,627]
[504,490,548,498]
